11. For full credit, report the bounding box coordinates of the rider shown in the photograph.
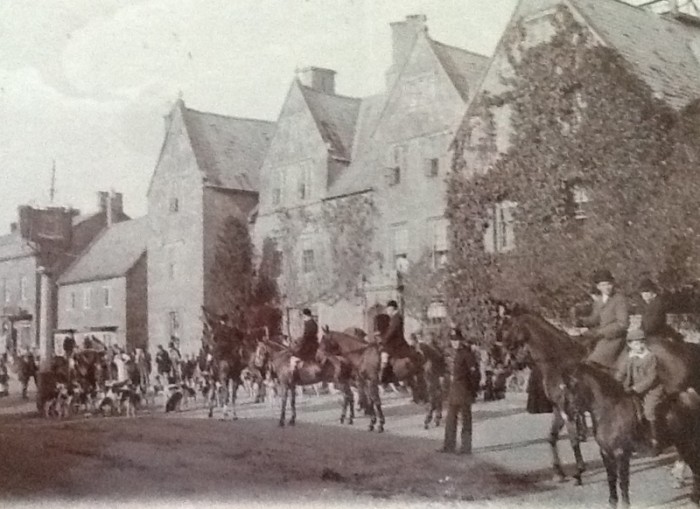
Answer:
[639,278,682,342]
[289,308,319,371]
[616,328,663,455]
[577,269,629,368]
[378,300,407,384]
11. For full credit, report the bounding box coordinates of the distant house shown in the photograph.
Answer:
[0,192,128,354]
[56,217,147,352]
[147,101,274,355]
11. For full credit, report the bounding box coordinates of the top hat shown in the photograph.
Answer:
[592,269,615,284]
[302,308,312,317]
[638,278,658,294]
[626,328,646,342]
[386,300,399,309]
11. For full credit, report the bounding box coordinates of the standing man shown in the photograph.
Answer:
[439,328,479,454]
[289,308,319,371]
[577,269,629,368]
[639,278,682,342]
[379,300,406,384]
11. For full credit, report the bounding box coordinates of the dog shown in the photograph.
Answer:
[43,383,71,419]
[117,384,141,418]
[181,383,197,408]
[165,387,183,413]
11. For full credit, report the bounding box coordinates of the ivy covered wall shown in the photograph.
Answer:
[447,5,700,340]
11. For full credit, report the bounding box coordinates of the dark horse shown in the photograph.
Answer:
[201,310,254,420]
[318,328,425,432]
[416,341,447,429]
[563,362,642,508]
[254,337,354,427]
[501,311,612,484]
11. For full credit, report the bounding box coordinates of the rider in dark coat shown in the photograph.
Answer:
[290,309,319,369]
[639,278,683,342]
[379,300,409,383]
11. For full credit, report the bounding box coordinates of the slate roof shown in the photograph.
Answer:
[569,0,700,110]
[328,94,386,198]
[58,217,148,285]
[182,108,275,192]
[430,41,490,101]
[0,233,34,261]
[298,84,362,160]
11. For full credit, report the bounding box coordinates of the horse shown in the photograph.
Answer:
[318,328,425,432]
[254,337,354,427]
[201,317,251,420]
[416,341,447,429]
[562,362,642,508]
[501,311,603,485]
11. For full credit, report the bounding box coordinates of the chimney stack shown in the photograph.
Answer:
[386,14,428,88]
[98,190,123,227]
[297,67,336,95]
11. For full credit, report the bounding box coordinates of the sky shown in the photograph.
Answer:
[0,0,518,231]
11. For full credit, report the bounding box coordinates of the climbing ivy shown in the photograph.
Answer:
[447,5,696,339]
[274,193,379,308]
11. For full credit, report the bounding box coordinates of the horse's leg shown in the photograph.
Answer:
[369,380,385,433]
[434,383,443,427]
[288,382,296,426]
[230,379,239,421]
[364,379,376,431]
[279,384,288,427]
[564,418,585,485]
[346,382,354,425]
[549,410,567,482]
[618,450,631,509]
[601,449,619,508]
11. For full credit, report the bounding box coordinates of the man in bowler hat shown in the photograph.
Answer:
[439,327,480,454]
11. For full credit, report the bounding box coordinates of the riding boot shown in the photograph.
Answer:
[649,420,660,457]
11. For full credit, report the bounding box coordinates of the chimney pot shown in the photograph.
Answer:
[387,14,428,88]
[297,67,336,95]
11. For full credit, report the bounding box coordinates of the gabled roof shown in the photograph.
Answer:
[58,217,148,285]
[182,107,275,192]
[298,83,362,160]
[429,40,490,101]
[328,94,386,198]
[566,0,700,110]
[0,233,34,261]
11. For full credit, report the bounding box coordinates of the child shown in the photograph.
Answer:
[616,328,663,454]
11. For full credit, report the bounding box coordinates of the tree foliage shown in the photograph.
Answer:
[447,6,700,340]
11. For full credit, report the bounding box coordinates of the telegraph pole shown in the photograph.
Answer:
[49,159,56,204]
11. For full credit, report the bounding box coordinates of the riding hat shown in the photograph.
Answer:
[592,269,615,284]
[302,308,312,317]
[638,278,659,294]
[626,328,646,342]
[386,300,399,309]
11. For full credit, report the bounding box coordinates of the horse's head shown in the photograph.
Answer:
[318,325,340,357]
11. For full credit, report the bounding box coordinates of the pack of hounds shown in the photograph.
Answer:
[41,368,270,419]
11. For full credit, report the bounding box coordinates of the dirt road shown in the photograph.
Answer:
[0,384,694,508]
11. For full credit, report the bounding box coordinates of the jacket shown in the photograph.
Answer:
[581,292,629,340]
[291,318,319,360]
[641,296,682,341]
[446,345,479,405]
[380,313,406,354]
[617,349,659,394]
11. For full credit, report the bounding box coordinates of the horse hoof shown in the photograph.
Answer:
[279,421,285,428]
[378,427,384,433]
[573,477,583,487]
[340,417,345,424]
[232,416,238,421]
[368,425,374,432]
[347,419,353,426]
[424,423,430,430]
[288,420,295,426]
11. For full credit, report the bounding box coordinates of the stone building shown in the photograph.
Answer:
[453,0,700,254]
[0,192,127,355]
[252,15,488,335]
[56,217,148,353]
[147,100,274,355]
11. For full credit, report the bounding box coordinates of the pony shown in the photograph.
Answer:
[562,362,642,508]
[254,336,354,427]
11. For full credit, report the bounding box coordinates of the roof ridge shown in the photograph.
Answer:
[429,38,490,59]
[298,83,362,103]
[183,107,275,125]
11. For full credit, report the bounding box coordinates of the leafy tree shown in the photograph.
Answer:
[211,214,255,327]
[250,237,283,335]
